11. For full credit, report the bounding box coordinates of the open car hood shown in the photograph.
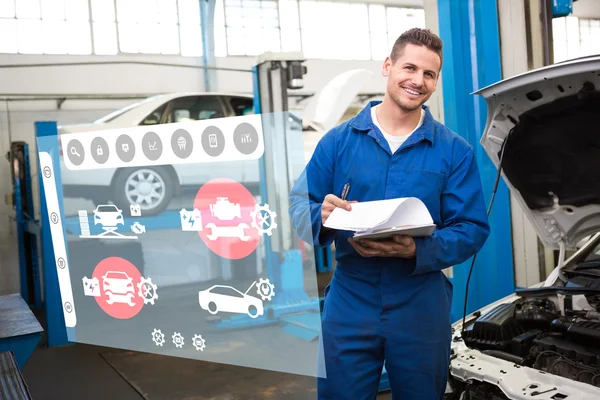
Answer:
[302,68,374,133]
[476,55,600,250]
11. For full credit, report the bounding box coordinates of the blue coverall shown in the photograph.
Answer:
[289,101,490,399]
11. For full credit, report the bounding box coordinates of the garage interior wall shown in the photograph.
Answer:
[0,0,438,295]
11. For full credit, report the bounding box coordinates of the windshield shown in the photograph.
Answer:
[94,96,162,124]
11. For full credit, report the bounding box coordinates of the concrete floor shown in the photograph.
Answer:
[22,343,393,399]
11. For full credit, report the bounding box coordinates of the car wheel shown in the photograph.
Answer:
[207,302,218,314]
[247,305,259,318]
[113,166,174,216]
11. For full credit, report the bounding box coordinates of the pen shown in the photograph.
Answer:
[341,183,350,200]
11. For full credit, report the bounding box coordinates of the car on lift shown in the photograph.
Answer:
[57,69,376,216]
[445,55,600,399]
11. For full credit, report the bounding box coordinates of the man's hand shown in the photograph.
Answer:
[348,235,416,258]
[321,194,353,226]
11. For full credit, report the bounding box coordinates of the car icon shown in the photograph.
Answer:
[93,204,124,227]
[102,271,136,307]
[198,284,263,318]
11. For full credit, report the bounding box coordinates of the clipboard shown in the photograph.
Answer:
[352,223,436,240]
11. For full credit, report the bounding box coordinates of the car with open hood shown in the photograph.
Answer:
[57,69,375,216]
[445,55,600,399]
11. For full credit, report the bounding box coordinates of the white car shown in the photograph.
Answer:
[446,55,600,399]
[58,69,376,216]
[199,284,264,318]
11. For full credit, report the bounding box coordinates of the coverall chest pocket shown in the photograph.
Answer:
[400,169,445,223]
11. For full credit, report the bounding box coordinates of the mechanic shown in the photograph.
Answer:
[288,28,491,399]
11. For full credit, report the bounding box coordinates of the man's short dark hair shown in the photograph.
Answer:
[390,28,443,68]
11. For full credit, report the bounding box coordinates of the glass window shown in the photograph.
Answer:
[140,103,168,125]
[0,0,16,18]
[166,96,224,124]
[91,0,115,22]
[229,96,254,116]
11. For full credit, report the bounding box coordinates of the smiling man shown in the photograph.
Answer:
[289,28,490,399]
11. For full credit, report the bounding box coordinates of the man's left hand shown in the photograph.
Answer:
[348,235,416,258]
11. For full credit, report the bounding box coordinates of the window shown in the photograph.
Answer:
[0,0,426,60]
[229,96,254,116]
[553,17,600,63]
[166,96,224,123]
[140,103,168,125]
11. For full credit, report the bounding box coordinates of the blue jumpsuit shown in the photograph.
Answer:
[289,101,490,399]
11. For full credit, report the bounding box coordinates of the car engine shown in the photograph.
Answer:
[449,280,600,399]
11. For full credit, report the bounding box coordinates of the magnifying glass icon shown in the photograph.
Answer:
[70,147,81,157]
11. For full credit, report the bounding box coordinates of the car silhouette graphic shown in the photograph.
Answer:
[198,284,263,318]
[102,271,136,307]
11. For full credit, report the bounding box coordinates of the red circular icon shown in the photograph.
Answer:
[194,178,260,260]
[91,257,144,320]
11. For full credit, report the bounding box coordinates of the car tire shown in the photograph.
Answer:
[207,302,218,314]
[248,305,259,318]
[112,166,174,217]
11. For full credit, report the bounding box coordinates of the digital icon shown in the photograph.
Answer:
[91,137,109,164]
[78,205,138,240]
[171,128,193,159]
[43,166,52,178]
[210,197,241,220]
[204,197,249,241]
[198,278,275,319]
[82,276,101,297]
[64,302,73,313]
[250,203,277,236]
[192,334,206,351]
[116,135,135,162]
[137,277,158,305]
[152,329,165,346]
[102,271,137,307]
[256,277,275,301]
[66,139,85,166]
[201,126,225,157]
[87,257,147,320]
[130,204,141,217]
[172,332,184,348]
[131,222,146,234]
[209,134,218,148]
[50,212,59,224]
[177,137,186,150]
[234,122,259,155]
[142,131,162,161]
[57,257,66,269]
[180,208,202,231]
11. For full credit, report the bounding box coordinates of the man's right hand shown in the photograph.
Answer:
[321,194,353,226]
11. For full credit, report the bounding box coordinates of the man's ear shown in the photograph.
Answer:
[382,56,392,77]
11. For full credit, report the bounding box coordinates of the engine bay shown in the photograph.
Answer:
[448,265,600,399]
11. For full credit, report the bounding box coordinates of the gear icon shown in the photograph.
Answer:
[250,203,277,236]
[151,329,165,346]
[137,277,158,305]
[172,332,184,348]
[256,277,275,301]
[192,334,206,351]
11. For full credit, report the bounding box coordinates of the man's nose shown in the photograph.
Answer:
[411,72,424,87]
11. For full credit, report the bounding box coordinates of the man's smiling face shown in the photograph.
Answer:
[382,43,441,112]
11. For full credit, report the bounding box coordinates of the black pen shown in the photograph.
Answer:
[341,183,350,200]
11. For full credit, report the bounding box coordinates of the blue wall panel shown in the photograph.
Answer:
[437,0,515,323]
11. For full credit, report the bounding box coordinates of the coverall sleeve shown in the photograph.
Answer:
[288,130,337,248]
[411,146,490,275]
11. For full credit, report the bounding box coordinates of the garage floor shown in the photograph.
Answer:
[19,270,392,399]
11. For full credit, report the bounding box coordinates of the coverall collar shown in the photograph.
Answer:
[350,100,436,146]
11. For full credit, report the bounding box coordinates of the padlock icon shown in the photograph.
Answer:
[96,145,103,156]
